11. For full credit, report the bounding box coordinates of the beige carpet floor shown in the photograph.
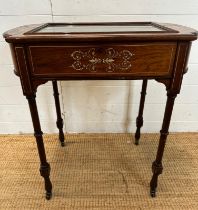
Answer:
[0,133,198,210]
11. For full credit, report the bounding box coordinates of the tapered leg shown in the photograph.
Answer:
[26,94,52,200]
[135,79,148,145]
[150,92,177,197]
[52,81,65,147]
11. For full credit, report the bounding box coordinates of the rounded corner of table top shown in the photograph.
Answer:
[3,22,198,43]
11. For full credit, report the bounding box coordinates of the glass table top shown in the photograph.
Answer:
[36,25,163,33]
[28,22,175,34]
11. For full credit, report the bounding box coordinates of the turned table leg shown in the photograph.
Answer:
[135,79,148,145]
[52,81,65,147]
[150,91,177,197]
[26,94,52,200]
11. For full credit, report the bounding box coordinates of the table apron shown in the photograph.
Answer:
[26,42,177,78]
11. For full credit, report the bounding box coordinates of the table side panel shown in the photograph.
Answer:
[27,43,177,78]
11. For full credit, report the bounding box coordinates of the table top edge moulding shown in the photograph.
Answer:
[3,22,198,43]
[3,22,198,200]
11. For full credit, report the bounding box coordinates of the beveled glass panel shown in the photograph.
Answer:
[26,22,177,34]
[34,23,166,34]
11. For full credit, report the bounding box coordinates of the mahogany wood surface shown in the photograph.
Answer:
[3,22,197,200]
[28,43,176,78]
[135,79,148,145]
[52,81,65,147]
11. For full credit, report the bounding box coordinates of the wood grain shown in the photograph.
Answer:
[28,43,176,78]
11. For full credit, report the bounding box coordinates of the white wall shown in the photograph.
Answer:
[0,0,198,134]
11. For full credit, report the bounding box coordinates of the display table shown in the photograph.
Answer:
[3,22,197,199]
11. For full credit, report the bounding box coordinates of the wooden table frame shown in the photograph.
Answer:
[3,22,197,200]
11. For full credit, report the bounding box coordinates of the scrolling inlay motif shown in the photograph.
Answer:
[71,48,134,72]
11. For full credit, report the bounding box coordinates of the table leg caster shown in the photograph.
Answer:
[134,139,139,145]
[46,191,52,200]
[61,141,65,147]
[150,161,163,198]
[150,188,156,197]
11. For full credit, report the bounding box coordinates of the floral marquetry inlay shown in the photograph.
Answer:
[71,48,134,72]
